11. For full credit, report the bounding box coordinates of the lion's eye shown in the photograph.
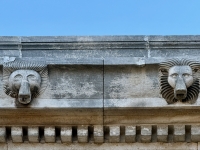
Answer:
[183,74,190,78]
[14,74,23,82]
[171,74,178,78]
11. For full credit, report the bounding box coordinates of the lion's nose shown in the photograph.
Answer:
[174,76,187,100]
[18,80,31,104]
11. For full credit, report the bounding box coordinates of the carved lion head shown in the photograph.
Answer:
[3,60,48,104]
[159,58,200,104]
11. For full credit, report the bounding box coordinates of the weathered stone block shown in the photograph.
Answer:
[44,127,55,143]
[28,127,39,143]
[157,125,168,142]
[109,126,120,143]
[125,126,136,143]
[173,125,185,142]
[42,65,103,99]
[11,127,23,143]
[191,125,200,142]
[60,127,72,143]
[0,127,6,143]
[104,66,159,100]
[94,125,104,143]
[141,125,152,143]
[77,126,88,143]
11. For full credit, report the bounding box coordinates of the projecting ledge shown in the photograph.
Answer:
[1,56,200,66]
[104,98,200,109]
[104,57,200,65]
[0,99,103,125]
[0,99,103,109]
[1,57,103,65]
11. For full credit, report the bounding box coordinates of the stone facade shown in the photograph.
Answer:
[0,36,200,149]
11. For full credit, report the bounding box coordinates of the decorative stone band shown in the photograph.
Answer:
[0,125,200,143]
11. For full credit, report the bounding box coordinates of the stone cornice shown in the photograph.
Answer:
[1,36,200,50]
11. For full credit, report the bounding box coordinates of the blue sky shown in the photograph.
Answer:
[0,0,200,36]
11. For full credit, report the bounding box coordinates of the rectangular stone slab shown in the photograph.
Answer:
[0,99,103,125]
[60,127,72,143]
[104,65,159,99]
[28,127,39,143]
[41,65,103,99]
[44,127,55,143]
[0,64,103,99]
[125,126,136,143]
[157,125,168,142]
[109,126,120,143]
[11,127,23,143]
[191,125,200,142]
[94,125,104,143]
[104,109,200,125]
[0,127,6,143]
[140,125,152,143]
[77,126,88,143]
[173,125,185,142]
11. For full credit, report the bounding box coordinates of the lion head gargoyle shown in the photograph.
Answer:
[3,60,48,104]
[159,59,200,104]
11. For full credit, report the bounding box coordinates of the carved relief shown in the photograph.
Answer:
[3,60,48,104]
[159,59,200,104]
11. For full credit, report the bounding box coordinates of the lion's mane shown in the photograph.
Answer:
[159,58,200,104]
